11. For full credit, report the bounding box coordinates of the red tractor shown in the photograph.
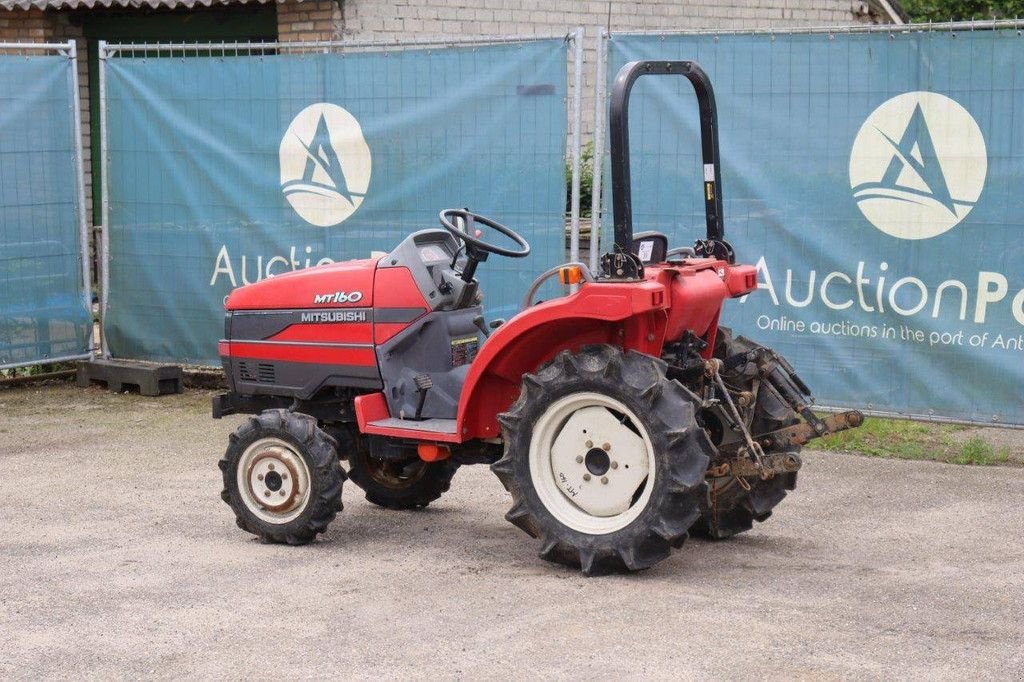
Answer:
[214,61,862,574]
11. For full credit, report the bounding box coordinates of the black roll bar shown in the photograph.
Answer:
[608,60,725,252]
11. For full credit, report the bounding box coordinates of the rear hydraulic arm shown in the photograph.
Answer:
[718,346,863,444]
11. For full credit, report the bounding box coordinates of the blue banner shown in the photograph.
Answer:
[608,30,1024,425]
[0,53,91,367]
[105,40,569,364]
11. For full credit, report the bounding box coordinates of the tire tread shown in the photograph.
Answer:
[219,409,345,545]
[493,345,712,575]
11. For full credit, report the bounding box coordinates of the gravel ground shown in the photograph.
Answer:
[1,383,1023,680]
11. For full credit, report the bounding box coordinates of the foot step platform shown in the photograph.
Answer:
[77,359,184,396]
[366,417,457,435]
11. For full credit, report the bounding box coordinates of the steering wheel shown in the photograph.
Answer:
[439,208,530,282]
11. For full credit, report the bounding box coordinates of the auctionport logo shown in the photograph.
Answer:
[279,103,372,227]
[849,91,986,240]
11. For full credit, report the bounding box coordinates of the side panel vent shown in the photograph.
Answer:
[257,363,276,384]
[239,361,276,384]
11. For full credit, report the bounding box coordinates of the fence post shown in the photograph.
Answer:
[98,40,111,358]
[589,28,608,275]
[68,39,94,358]
[568,26,584,288]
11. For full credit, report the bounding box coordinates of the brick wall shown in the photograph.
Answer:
[276,0,341,42]
[276,0,889,48]
[338,0,880,41]
[0,6,49,40]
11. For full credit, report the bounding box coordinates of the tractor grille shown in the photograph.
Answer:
[239,361,276,384]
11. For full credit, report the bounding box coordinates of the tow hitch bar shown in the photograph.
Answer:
[759,410,865,451]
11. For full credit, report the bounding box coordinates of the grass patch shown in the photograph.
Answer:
[953,437,1011,466]
[817,416,1014,466]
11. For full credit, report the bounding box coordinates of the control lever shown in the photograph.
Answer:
[414,374,433,419]
[472,315,490,338]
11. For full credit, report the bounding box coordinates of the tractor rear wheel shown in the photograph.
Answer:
[347,442,458,510]
[492,345,714,575]
[692,327,801,539]
[219,409,345,545]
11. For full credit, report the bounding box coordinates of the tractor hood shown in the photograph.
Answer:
[225,259,378,311]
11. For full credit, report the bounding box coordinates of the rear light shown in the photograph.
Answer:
[725,265,758,297]
[559,265,584,285]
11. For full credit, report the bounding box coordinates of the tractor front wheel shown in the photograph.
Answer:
[219,409,345,544]
[346,442,458,510]
[493,345,714,575]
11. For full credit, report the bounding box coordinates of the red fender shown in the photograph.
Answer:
[454,278,671,440]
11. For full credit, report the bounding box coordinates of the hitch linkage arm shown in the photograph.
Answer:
[723,346,864,445]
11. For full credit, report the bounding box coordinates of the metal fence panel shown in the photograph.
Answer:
[0,43,92,369]
[606,27,1024,426]
[102,38,571,365]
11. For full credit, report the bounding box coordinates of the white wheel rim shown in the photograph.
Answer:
[529,392,656,535]
[236,437,312,524]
